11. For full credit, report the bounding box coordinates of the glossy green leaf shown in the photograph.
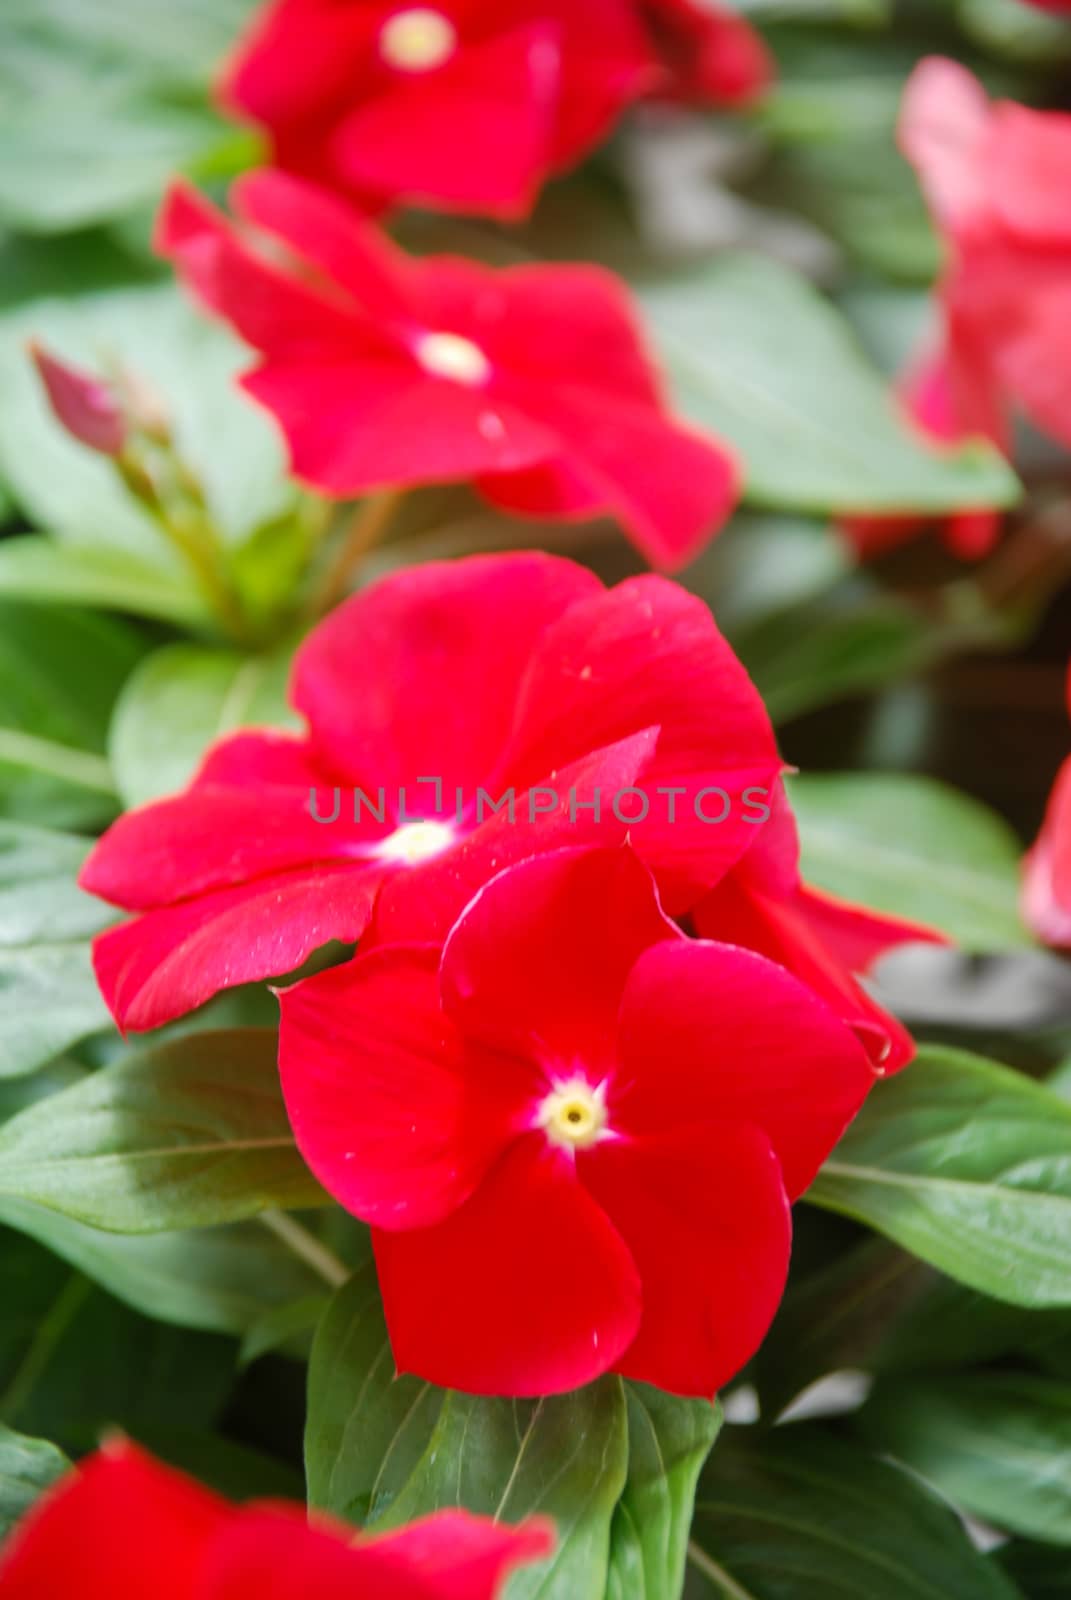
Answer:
[809,1047,1071,1307]
[636,254,1019,514]
[607,1386,721,1600]
[789,773,1030,949]
[110,642,298,808]
[0,1029,324,1229]
[306,1264,629,1600]
[686,1424,1021,1599]
[0,1426,69,1541]
[0,1202,328,1336]
[860,1374,1071,1545]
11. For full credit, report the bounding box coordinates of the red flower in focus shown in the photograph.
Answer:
[157,172,738,569]
[1023,665,1071,947]
[847,59,1071,560]
[220,0,769,219]
[278,846,873,1398]
[0,1439,551,1599]
[695,784,947,1074]
[80,553,781,1033]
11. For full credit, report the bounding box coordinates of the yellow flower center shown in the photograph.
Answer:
[538,1078,609,1153]
[416,331,492,386]
[380,9,458,72]
[376,820,455,864]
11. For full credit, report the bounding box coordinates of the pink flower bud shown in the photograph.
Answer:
[29,341,127,457]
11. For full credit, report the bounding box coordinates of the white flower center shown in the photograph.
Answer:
[537,1077,610,1153]
[416,331,491,386]
[380,9,458,72]
[375,819,455,864]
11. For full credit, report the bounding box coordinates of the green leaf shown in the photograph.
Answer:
[306,1264,629,1600]
[0,818,114,1078]
[860,1374,1071,1546]
[0,537,210,627]
[0,600,141,830]
[809,1046,1071,1307]
[607,1386,721,1600]
[789,773,1030,949]
[0,1203,329,1335]
[0,1029,324,1230]
[686,1423,1022,1599]
[635,254,1019,514]
[998,1540,1071,1598]
[110,641,298,808]
[0,1426,69,1541]
[0,0,260,233]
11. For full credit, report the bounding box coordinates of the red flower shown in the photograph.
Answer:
[0,1439,551,1599]
[694,784,946,1075]
[846,59,1071,560]
[29,342,126,457]
[156,171,738,569]
[81,552,781,1033]
[1023,665,1071,947]
[220,0,769,219]
[278,846,873,1397]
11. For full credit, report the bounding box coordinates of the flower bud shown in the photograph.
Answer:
[29,341,126,457]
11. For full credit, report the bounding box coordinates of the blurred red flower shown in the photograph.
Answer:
[278,847,873,1396]
[847,59,1071,559]
[694,783,947,1074]
[220,0,770,218]
[1023,664,1071,947]
[157,172,739,569]
[0,1439,551,1599]
[80,553,781,1032]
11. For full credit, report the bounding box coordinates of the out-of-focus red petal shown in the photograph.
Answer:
[351,1511,554,1598]
[615,939,873,1198]
[899,57,993,230]
[332,27,561,218]
[91,862,382,1032]
[0,1441,229,1600]
[581,1123,790,1396]
[278,947,536,1230]
[643,0,773,107]
[291,554,601,795]
[441,846,679,1062]
[374,1134,642,1395]
[1023,753,1071,947]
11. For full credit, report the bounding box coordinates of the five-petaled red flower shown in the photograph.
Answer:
[81,552,782,1033]
[0,1439,551,1600]
[1023,663,1071,948]
[157,171,739,569]
[695,782,946,1075]
[278,845,873,1397]
[221,0,770,219]
[848,59,1071,560]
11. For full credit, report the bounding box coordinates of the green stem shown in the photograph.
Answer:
[1,1276,92,1424]
[0,729,116,795]
[686,1540,757,1600]
[260,1209,350,1290]
[308,489,406,618]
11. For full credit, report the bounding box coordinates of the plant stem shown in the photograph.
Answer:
[0,1276,92,1424]
[308,489,405,618]
[260,1209,350,1290]
[0,730,116,795]
[686,1540,757,1600]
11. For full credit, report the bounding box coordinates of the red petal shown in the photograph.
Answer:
[92,863,382,1032]
[205,1505,552,1600]
[291,553,601,794]
[220,0,379,132]
[615,939,874,1198]
[278,947,536,1229]
[374,1135,642,1395]
[440,846,679,1062]
[370,728,659,945]
[643,0,772,107]
[581,1123,790,1396]
[1023,754,1071,947]
[0,1441,228,1600]
[241,358,553,499]
[332,27,562,218]
[899,58,993,230]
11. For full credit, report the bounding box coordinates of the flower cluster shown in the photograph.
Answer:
[847,58,1071,560]
[0,1440,551,1599]
[83,553,934,1397]
[220,0,771,219]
